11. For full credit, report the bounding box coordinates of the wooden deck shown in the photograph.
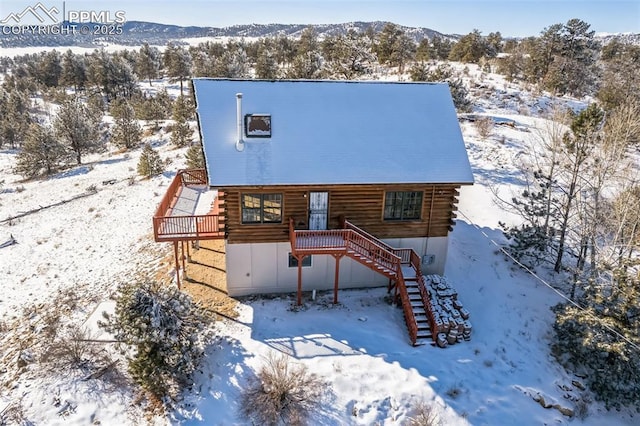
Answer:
[153,169,225,242]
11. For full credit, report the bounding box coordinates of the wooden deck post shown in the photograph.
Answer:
[296,255,303,306]
[332,254,343,304]
[181,241,186,274]
[173,241,181,289]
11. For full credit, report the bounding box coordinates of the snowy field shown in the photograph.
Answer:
[0,61,638,425]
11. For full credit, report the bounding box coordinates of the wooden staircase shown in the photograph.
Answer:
[289,218,437,345]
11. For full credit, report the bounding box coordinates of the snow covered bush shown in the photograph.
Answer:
[239,352,327,426]
[41,324,101,368]
[100,281,212,399]
[473,116,494,140]
[552,267,640,410]
[408,399,441,426]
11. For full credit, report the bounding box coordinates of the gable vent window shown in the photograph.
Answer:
[384,191,423,221]
[245,114,271,138]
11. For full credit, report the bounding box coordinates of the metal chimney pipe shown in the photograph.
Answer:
[235,93,244,152]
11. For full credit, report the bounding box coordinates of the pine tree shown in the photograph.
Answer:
[552,267,640,410]
[255,43,279,79]
[429,35,454,60]
[325,31,375,79]
[286,51,323,79]
[99,281,211,399]
[274,34,296,66]
[376,23,402,65]
[54,97,101,164]
[409,61,430,82]
[553,104,604,273]
[85,50,138,101]
[137,143,164,178]
[0,88,32,148]
[448,29,490,63]
[185,144,205,169]
[15,123,66,177]
[390,32,416,73]
[60,49,86,91]
[214,46,250,78]
[110,99,142,150]
[164,42,192,96]
[170,95,194,147]
[296,27,319,56]
[415,38,431,62]
[287,27,323,79]
[38,50,62,87]
[136,43,161,86]
[375,23,416,72]
[597,43,640,110]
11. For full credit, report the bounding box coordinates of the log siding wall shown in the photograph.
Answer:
[218,184,462,244]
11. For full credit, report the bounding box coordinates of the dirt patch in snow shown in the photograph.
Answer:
[179,239,238,320]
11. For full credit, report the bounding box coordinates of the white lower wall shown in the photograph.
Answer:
[225,237,449,297]
[381,236,448,275]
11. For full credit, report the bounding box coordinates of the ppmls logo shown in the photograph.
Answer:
[0,2,59,25]
[1,2,126,25]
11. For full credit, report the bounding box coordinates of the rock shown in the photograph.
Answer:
[533,393,552,409]
[17,350,34,368]
[436,333,448,348]
[553,404,574,417]
[572,380,586,391]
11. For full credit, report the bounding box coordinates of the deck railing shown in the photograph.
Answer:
[180,168,208,186]
[411,250,437,341]
[343,219,413,264]
[396,272,418,344]
[290,218,401,274]
[153,169,224,242]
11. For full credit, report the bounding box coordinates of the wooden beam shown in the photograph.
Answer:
[173,241,181,290]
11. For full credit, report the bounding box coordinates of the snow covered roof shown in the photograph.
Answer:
[192,78,474,186]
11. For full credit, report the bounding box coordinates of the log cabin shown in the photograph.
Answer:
[154,78,474,345]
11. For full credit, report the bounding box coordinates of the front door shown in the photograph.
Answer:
[309,192,329,230]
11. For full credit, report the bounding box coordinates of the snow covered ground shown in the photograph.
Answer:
[1,64,637,425]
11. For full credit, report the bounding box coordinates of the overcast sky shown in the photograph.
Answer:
[2,0,639,37]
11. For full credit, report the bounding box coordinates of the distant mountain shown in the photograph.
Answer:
[595,32,640,46]
[1,20,637,50]
[0,20,454,49]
